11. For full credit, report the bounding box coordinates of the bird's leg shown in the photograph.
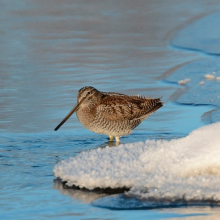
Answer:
[109,136,114,142]
[115,136,120,143]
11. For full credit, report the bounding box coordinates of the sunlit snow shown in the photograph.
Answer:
[178,78,190,85]
[204,74,215,80]
[54,122,220,202]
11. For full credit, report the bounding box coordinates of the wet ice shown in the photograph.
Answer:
[171,11,220,55]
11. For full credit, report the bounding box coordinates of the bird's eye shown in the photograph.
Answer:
[87,92,91,95]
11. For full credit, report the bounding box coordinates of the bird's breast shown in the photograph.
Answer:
[76,106,97,129]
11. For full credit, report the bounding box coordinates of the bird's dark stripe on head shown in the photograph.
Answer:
[78,86,99,94]
[79,86,91,92]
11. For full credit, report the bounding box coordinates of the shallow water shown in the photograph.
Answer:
[1,1,220,219]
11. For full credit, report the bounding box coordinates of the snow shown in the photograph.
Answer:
[204,74,215,80]
[199,81,205,85]
[178,78,190,85]
[54,122,220,202]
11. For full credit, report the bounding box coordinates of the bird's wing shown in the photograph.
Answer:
[96,95,163,121]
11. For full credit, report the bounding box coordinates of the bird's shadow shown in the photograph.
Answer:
[98,139,121,148]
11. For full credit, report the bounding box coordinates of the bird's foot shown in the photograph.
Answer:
[115,136,120,143]
[109,136,114,142]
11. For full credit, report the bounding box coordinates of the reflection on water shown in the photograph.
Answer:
[1,0,220,219]
[93,194,220,210]
[54,179,107,203]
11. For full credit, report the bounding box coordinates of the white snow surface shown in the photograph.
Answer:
[204,74,215,80]
[54,122,220,202]
[178,78,190,85]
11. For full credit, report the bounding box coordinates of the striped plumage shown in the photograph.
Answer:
[55,86,164,142]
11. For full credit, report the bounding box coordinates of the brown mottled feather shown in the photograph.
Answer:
[97,94,163,121]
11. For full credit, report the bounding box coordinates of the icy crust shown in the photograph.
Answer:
[171,11,220,54]
[165,58,220,107]
[54,122,220,202]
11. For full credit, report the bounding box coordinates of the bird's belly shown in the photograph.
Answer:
[87,118,141,136]
[76,109,142,136]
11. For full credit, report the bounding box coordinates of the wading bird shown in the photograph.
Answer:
[54,86,164,143]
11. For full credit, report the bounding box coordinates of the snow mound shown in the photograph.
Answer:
[54,122,220,202]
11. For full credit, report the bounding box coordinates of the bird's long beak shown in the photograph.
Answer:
[54,101,81,131]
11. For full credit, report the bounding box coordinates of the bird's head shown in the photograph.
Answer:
[54,86,100,131]
[77,86,100,107]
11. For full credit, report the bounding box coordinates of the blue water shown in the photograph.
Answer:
[1,1,220,219]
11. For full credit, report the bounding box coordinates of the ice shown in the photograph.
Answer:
[164,58,220,106]
[171,11,220,55]
[178,78,190,85]
[54,122,220,203]
[167,11,220,128]
[199,81,205,85]
[164,58,220,125]
[204,74,215,80]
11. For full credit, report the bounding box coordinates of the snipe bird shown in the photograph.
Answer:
[54,86,164,142]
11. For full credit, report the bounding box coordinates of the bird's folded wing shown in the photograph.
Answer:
[96,96,163,121]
